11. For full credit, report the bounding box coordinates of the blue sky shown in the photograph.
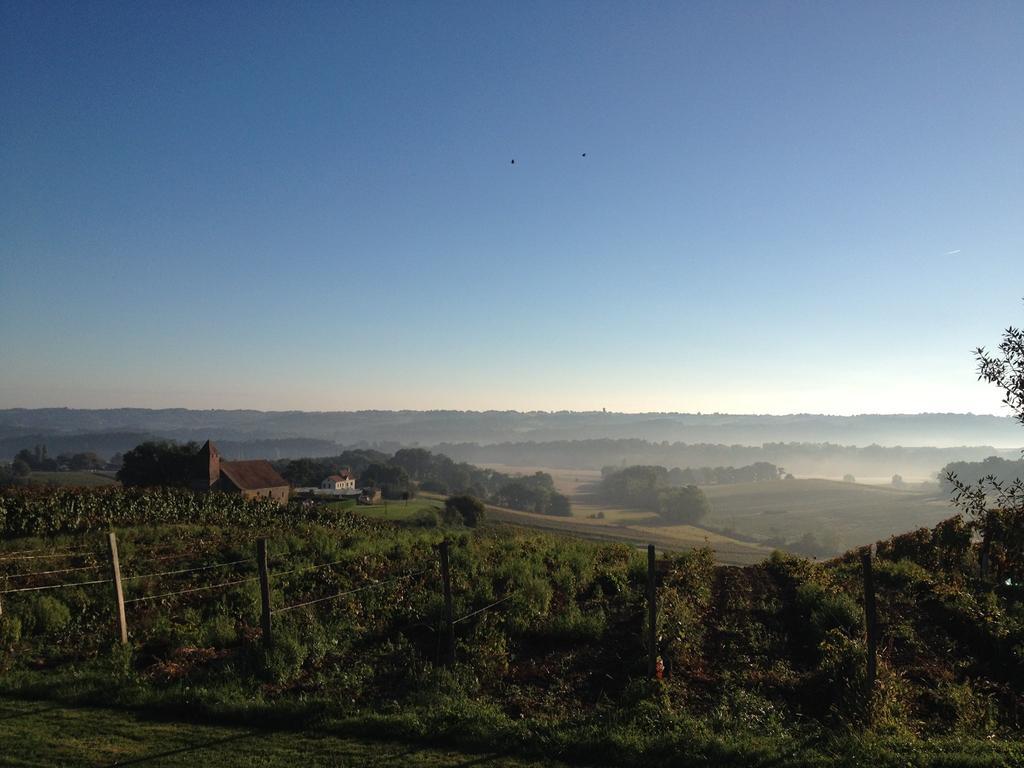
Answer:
[1,1,1022,414]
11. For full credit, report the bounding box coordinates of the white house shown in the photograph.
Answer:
[321,470,356,491]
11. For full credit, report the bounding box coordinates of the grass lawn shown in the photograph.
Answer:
[0,697,564,768]
[25,471,119,488]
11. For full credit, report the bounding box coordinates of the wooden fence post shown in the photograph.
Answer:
[257,538,273,648]
[861,547,878,692]
[439,539,455,666]
[647,544,657,678]
[108,532,128,645]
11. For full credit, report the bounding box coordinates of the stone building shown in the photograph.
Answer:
[190,440,289,505]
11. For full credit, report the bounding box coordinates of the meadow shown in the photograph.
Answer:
[325,496,445,522]
[701,479,952,553]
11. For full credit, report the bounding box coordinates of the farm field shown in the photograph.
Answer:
[0,697,562,768]
[23,471,118,488]
[701,479,953,553]
[478,465,954,556]
[480,501,772,565]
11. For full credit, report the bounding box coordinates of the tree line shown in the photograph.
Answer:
[49,440,572,518]
[660,461,783,485]
[436,439,1008,478]
[597,465,711,524]
[2,444,120,484]
[277,446,573,516]
[940,455,1024,492]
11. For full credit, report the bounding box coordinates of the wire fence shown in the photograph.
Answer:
[0,534,709,677]
[0,548,97,562]
[123,576,261,605]
[0,539,435,632]
[0,544,94,559]
[268,556,353,579]
[121,558,254,582]
[452,593,515,625]
[273,568,430,614]
[1,563,106,580]
[0,577,112,595]
[0,524,906,693]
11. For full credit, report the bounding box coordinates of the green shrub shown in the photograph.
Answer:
[443,496,485,528]
[812,628,869,723]
[465,623,509,680]
[506,574,553,632]
[0,615,22,647]
[201,615,238,648]
[412,508,439,528]
[258,632,308,683]
[32,596,71,636]
[795,581,860,653]
[540,604,607,642]
[933,681,997,733]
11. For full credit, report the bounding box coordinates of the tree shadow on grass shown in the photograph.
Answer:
[0,703,62,721]
[104,730,263,766]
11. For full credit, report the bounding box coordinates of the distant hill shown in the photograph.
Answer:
[0,408,1020,453]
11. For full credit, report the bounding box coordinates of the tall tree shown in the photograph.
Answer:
[117,441,200,487]
[949,301,1024,583]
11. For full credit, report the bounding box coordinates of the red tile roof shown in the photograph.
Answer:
[219,460,288,491]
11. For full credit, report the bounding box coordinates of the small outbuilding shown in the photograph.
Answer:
[358,487,382,505]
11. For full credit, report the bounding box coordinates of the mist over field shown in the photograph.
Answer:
[2,408,1020,447]
[1,408,1020,481]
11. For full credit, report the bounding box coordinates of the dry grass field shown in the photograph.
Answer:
[478,465,772,564]
[701,478,953,552]
[478,464,956,559]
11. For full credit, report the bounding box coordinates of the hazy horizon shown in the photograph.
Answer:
[0,405,1018,418]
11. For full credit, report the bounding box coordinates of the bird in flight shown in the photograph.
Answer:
[510,159,515,165]
[582,153,586,157]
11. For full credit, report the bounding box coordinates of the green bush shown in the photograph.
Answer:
[443,496,485,528]
[0,615,22,647]
[32,596,71,636]
[812,628,870,724]
[795,581,861,653]
[201,615,238,648]
[539,603,607,642]
[258,631,309,684]
[412,508,439,527]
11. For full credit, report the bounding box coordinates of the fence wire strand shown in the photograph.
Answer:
[0,545,93,559]
[452,593,515,624]
[0,563,104,580]
[0,578,111,595]
[122,558,254,582]
[0,549,96,562]
[269,557,352,579]
[124,576,260,604]
[273,568,429,614]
